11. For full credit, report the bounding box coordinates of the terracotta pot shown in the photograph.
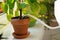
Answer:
[0,8,3,13]
[13,32,30,39]
[11,16,30,39]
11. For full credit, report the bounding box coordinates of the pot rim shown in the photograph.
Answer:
[11,16,30,20]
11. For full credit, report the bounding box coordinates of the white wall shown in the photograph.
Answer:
[55,0,60,26]
[0,0,4,2]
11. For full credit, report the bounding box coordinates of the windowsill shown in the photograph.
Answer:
[0,14,45,40]
[1,21,45,40]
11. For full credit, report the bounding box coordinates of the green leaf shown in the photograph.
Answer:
[11,0,14,3]
[28,0,40,12]
[6,14,13,21]
[29,17,36,27]
[28,0,37,4]
[30,3,39,12]
[6,0,16,9]
[6,0,16,4]
[9,3,15,9]
[29,3,40,17]
[17,2,27,9]
[2,3,8,13]
[6,0,10,4]
[9,9,13,14]
[20,3,27,9]
[39,3,47,15]
[44,0,55,4]
[15,9,19,16]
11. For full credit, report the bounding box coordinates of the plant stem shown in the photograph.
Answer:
[20,9,22,19]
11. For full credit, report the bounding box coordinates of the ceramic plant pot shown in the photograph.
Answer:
[11,16,30,39]
[0,8,3,13]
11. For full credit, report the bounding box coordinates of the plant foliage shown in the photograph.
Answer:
[2,0,55,27]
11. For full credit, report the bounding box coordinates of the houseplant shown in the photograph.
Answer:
[11,0,30,39]
[2,0,41,39]
[2,0,42,27]
[2,0,30,39]
[2,0,57,38]
[44,0,58,27]
[39,0,58,27]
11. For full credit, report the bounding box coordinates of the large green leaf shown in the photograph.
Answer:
[28,0,37,4]
[17,1,27,9]
[2,3,8,13]
[6,0,16,4]
[9,9,13,14]
[44,0,55,4]
[9,3,15,9]
[30,3,39,12]
[29,17,36,27]
[15,9,19,16]
[28,0,40,12]
[6,0,16,9]
[6,14,13,21]
[39,3,47,15]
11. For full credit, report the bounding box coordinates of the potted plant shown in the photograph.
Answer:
[39,0,58,27]
[2,0,58,38]
[2,0,30,39]
[11,0,30,39]
[2,0,42,38]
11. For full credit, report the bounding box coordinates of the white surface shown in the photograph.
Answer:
[0,0,4,2]
[0,14,9,34]
[2,21,45,40]
[0,14,9,24]
[55,0,60,26]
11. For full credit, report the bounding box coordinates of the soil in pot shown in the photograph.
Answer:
[47,19,58,27]
[11,16,30,39]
